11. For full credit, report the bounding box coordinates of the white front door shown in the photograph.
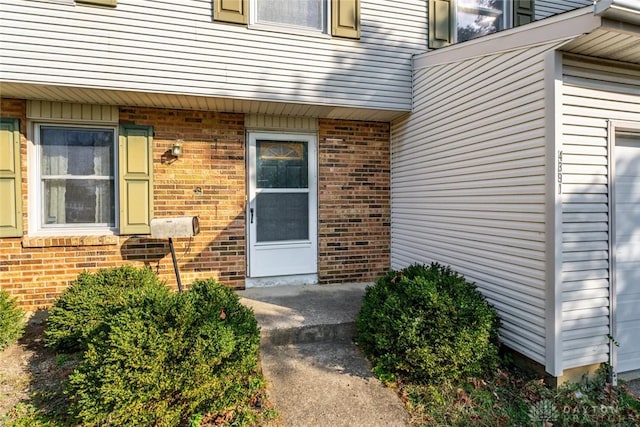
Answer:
[614,132,640,373]
[247,132,318,278]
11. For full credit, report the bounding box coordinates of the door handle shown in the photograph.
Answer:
[250,208,254,224]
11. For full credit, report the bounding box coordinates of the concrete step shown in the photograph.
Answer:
[238,282,370,346]
[238,282,411,426]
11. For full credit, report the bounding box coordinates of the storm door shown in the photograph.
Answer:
[248,132,317,278]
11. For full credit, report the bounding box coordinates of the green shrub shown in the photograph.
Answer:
[0,290,25,351]
[356,263,501,384]
[65,278,263,426]
[45,265,170,352]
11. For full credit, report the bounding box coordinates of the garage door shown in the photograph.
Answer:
[614,133,640,373]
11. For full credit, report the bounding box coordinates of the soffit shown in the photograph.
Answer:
[559,24,640,65]
[0,82,407,122]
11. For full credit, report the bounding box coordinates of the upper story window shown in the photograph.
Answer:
[33,125,116,232]
[457,0,507,42]
[256,0,327,33]
[214,0,360,39]
[429,0,534,49]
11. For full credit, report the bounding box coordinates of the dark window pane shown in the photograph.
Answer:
[256,193,308,242]
[257,140,308,189]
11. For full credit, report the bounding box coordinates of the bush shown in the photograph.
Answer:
[65,278,263,426]
[45,265,170,352]
[0,290,25,351]
[356,263,501,384]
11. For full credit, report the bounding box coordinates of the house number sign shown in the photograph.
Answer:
[557,150,563,194]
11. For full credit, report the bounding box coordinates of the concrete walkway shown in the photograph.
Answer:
[238,283,411,427]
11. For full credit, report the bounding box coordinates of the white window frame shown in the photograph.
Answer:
[28,122,119,236]
[249,0,330,37]
[454,0,512,43]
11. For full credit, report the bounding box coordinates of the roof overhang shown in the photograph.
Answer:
[595,0,640,25]
[0,82,408,122]
[415,3,640,70]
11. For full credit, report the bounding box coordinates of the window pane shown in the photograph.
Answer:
[41,128,114,176]
[457,0,505,42]
[43,179,115,225]
[256,0,324,31]
[256,193,309,242]
[257,141,308,189]
[40,127,115,227]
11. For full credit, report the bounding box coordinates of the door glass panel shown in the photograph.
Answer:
[256,193,309,242]
[257,141,308,189]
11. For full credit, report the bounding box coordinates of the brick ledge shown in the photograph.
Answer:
[22,235,120,248]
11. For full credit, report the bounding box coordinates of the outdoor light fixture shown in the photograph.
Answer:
[172,140,183,157]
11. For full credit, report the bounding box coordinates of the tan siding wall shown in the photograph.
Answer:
[0,0,427,113]
[535,1,592,20]
[560,56,640,369]
[391,42,556,365]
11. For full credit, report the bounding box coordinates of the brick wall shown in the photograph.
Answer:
[0,99,390,309]
[118,107,246,287]
[318,119,391,283]
[0,101,246,310]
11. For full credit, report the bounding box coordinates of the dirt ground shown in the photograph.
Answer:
[0,310,74,422]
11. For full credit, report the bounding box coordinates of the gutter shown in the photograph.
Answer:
[595,0,640,25]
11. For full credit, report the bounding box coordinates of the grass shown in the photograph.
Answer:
[394,364,640,427]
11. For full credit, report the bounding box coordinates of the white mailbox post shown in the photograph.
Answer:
[150,216,200,291]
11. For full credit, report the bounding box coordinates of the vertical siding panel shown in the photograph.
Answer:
[391,42,557,366]
[561,56,640,370]
[26,100,118,123]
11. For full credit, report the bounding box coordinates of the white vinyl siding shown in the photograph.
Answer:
[535,0,592,20]
[560,56,640,370]
[391,41,559,365]
[0,0,427,114]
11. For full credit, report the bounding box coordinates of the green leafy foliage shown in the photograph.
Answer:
[44,265,170,352]
[356,263,501,384]
[64,278,263,426]
[404,366,640,426]
[0,290,25,351]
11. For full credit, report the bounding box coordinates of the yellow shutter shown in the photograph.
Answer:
[429,0,453,49]
[0,119,23,238]
[215,0,248,24]
[76,0,117,6]
[332,0,360,39]
[119,125,153,235]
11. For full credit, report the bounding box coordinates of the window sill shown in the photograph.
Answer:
[248,23,331,39]
[22,235,120,248]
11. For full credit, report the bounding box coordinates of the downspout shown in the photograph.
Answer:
[544,50,564,378]
[607,120,618,386]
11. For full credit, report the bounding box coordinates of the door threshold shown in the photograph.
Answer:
[245,274,318,288]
